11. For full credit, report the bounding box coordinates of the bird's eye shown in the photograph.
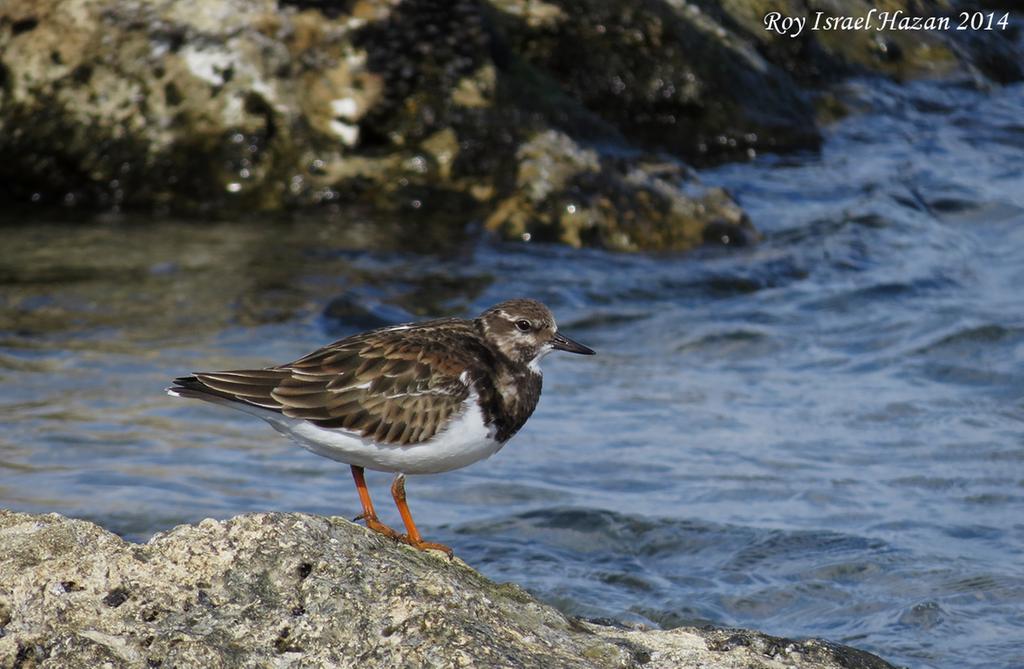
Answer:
[515,319,532,332]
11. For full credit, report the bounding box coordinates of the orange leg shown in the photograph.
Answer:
[350,465,401,540]
[391,474,453,557]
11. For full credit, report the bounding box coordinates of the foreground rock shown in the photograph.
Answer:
[0,510,895,668]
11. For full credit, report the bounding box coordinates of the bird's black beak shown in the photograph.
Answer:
[550,331,595,355]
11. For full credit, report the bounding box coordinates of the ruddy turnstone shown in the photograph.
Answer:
[168,299,594,556]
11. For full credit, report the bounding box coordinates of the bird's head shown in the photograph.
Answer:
[477,299,594,369]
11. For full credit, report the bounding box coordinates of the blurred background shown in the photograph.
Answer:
[1,2,1022,668]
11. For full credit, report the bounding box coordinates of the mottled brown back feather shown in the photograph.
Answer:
[179,320,489,446]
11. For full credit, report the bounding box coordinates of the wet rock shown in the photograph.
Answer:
[0,510,897,669]
[485,130,755,252]
[489,0,821,164]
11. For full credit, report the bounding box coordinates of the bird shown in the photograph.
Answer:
[167,298,595,556]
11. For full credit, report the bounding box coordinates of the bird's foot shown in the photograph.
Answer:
[400,535,454,559]
[361,515,403,541]
[356,513,450,555]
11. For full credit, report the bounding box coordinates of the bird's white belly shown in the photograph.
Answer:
[257,398,504,475]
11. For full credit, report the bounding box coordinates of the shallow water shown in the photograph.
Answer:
[2,76,1023,669]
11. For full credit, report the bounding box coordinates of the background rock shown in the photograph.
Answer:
[0,0,1018,250]
[0,510,898,668]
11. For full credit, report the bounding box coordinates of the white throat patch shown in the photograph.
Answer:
[528,342,554,374]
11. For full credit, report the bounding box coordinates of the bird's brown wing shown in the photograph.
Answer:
[181,322,483,446]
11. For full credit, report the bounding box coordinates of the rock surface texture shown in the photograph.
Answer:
[0,510,897,669]
[0,0,1018,250]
